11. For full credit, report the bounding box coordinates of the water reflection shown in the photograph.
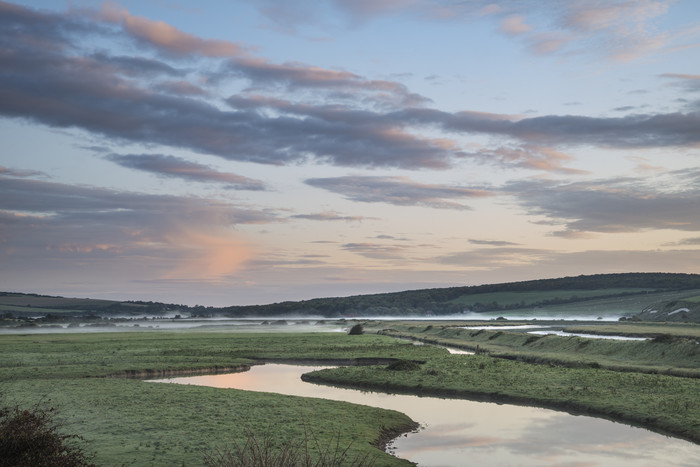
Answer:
[528,330,648,341]
[153,364,700,467]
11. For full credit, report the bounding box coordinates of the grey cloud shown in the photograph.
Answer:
[1,177,277,222]
[434,246,700,279]
[2,1,698,175]
[305,176,492,210]
[291,211,378,222]
[0,176,277,248]
[391,107,700,149]
[468,144,587,174]
[0,4,444,169]
[664,237,700,246]
[89,52,185,78]
[435,247,555,267]
[342,242,407,260]
[469,239,520,246]
[223,59,430,108]
[155,80,209,96]
[106,154,266,190]
[505,173,700,235]
[660,73,700,92]
[376,234,409,241]
[0,176,280,284]
[0,166,46,178]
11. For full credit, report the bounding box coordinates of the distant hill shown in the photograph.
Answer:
[3,273,700,319]
[219,272,700,318]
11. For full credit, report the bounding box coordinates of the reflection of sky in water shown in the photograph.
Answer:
[153,364,700,467]
[528,330,648,341]
[461,325,552,330]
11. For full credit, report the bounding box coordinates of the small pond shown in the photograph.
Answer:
[152,363,700,466]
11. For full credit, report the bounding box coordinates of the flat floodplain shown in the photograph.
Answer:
[2,325,699,465]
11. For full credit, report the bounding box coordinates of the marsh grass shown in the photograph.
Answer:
[0,332,422,466]
[203,424,376,467]
[378,325,700,376]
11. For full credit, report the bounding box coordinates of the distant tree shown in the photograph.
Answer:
[347,324,364,335]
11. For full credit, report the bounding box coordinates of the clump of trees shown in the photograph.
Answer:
[0,401,94,466]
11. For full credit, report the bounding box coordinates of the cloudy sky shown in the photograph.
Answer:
[1,0,699,306]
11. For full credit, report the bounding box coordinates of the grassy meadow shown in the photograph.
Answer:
[1,332,432,466]
[2,322,699,465]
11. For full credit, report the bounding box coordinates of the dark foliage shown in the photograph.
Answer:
[385,360,422,371]
[347,324,364,335]
[0,402,94,467]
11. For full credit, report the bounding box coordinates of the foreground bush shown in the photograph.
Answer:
[0,402,94,467]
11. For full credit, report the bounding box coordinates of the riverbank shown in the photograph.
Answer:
[2,327,698,464]
[1,331,430,465]
[371,320,700,377]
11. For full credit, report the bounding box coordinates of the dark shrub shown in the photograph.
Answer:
[0,402,94,467]
[385,360,422,371]
[347,324,364,335]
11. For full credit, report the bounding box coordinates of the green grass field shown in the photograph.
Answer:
[1,332,434,466]
[2,326,699,465]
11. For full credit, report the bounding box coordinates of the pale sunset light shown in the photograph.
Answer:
[1,0,699,305]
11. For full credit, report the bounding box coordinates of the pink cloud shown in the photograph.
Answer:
[96,3,247,57]
[499,15,532,36]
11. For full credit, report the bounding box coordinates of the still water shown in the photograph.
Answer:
[153,364,700,466]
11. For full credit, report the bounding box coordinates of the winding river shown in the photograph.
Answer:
[153,363,700,466]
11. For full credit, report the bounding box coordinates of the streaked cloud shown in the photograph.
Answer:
[342,242,408,260]
[0,176,276,280]
[660,73,700,92]
[0,166,46,178]
[469,239,520,247]
[435,247,556,268]
[106,153,266,190]
[94,3,249,58]
[665,237,700,246]
[505,171,700,236]
[1,1,698,305]
[291,211,379,222]
[305,176,492,210]
[2,1,696,176]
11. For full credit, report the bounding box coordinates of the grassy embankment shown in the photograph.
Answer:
[368,321,700,377]
[1,331,434,466]
[304,320,700,444]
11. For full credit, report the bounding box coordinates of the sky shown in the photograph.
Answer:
[1,0,699,306]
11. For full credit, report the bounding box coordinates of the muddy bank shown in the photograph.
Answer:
[105,365,250,379]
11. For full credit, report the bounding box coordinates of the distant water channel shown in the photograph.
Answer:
[153,363,700,466]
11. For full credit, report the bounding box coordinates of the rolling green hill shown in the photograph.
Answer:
[219,273,700,318]
[3,273,700,319]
